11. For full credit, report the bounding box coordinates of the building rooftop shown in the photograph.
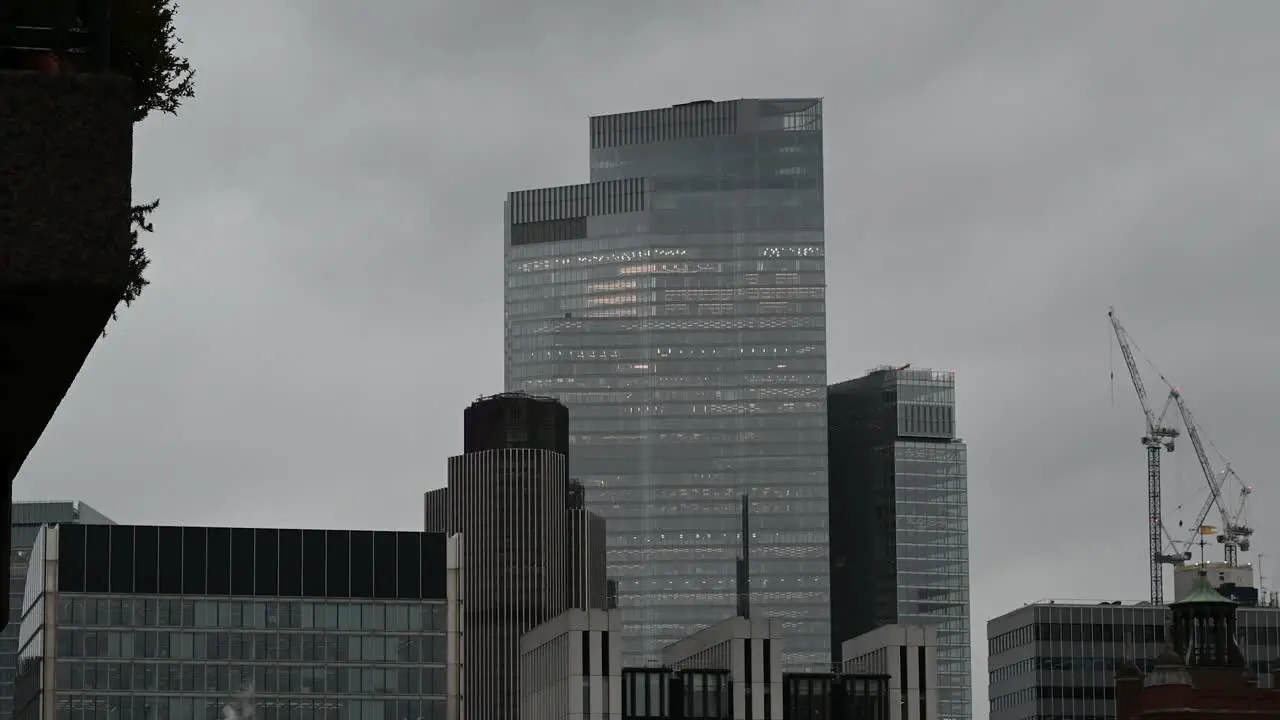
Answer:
[1175,572,1236,606]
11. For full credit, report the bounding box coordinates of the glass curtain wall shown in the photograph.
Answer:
[893,440,969,720]
[45,595,448,720]
[506,100,830,669]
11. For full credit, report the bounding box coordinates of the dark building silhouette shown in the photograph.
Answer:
[1,0,112,73]
[568,480,609,612]
[463,391,569,460]
[1,1,134,628]
[1115,572,1280,720]
[828,367,972,720]
[424,393,607,720]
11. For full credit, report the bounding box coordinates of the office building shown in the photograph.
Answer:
[1115,573,1280,720]
[1173,561,1259,605]
[987,597,1280,719]
[520,609,624,720]
[1,502,112,720]
[520,610,890,720]
[841,625,939,720]
[427,393,608,720]
[663,615,784,719]
[14,522,449,720]
[504,98,830,669]
[827,367,971,720]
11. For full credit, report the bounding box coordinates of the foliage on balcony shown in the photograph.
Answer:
[115,0,194,319]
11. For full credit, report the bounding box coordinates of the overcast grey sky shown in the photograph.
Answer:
[15,0,1280,711]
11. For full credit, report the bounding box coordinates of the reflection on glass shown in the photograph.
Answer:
[22,596,448,720]
[894,439,971,720]
[506,100,831,669]
[14,522,450,720]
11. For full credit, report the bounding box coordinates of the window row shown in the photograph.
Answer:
[541,389,825,405]
[1031,618,1280,647]
[507,258,823,285]
[60,597,446,633]
[606,544,828,562]
[57,526,446,600]
[510,317,824,335]
[587,483,828,502]
[55,662,447,696]
[507,283,825,304]
[508,359,828,376]
[55,630,445,664]
[520,372,827,391]
[507,230,822,263]
[602,516,827,533]
[47,695,446,720]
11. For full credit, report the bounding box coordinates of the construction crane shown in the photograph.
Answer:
[1109,308,1184,605]
[1167,387,1254,566]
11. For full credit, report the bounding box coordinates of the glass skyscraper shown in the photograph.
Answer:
[15,523,449,720]
[828,367,972,720]
[504,99,830,669]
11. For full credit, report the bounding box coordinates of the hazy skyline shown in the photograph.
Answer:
[13,2,1280,713]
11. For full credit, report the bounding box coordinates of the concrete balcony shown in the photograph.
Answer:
[0,68,134,623]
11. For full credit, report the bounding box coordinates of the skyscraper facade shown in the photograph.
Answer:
[2,501,113,720]
[828,367,972,720]
[424,393,608,720]
[504,99,830,669]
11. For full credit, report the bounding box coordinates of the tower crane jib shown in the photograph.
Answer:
[1168,388,1254,567]
[1108,308,1183,605]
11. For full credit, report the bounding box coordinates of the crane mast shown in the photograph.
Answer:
[1109,309,1182,605]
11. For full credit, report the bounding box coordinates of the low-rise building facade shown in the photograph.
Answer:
[15,523,449,720]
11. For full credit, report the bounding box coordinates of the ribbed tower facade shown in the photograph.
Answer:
[446,448,569,720]
[426,393,607,720]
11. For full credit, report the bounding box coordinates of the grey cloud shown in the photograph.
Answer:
[15,1,1280,712]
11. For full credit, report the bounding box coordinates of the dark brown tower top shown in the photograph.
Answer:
[463,392,570,459]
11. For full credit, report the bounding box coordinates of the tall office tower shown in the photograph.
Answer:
[425,393,608,720]
[828,367,972,720]
[14,523,450,720]
[1,501,112,720]
[504,99,830,669]
[988,598,1280,719]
